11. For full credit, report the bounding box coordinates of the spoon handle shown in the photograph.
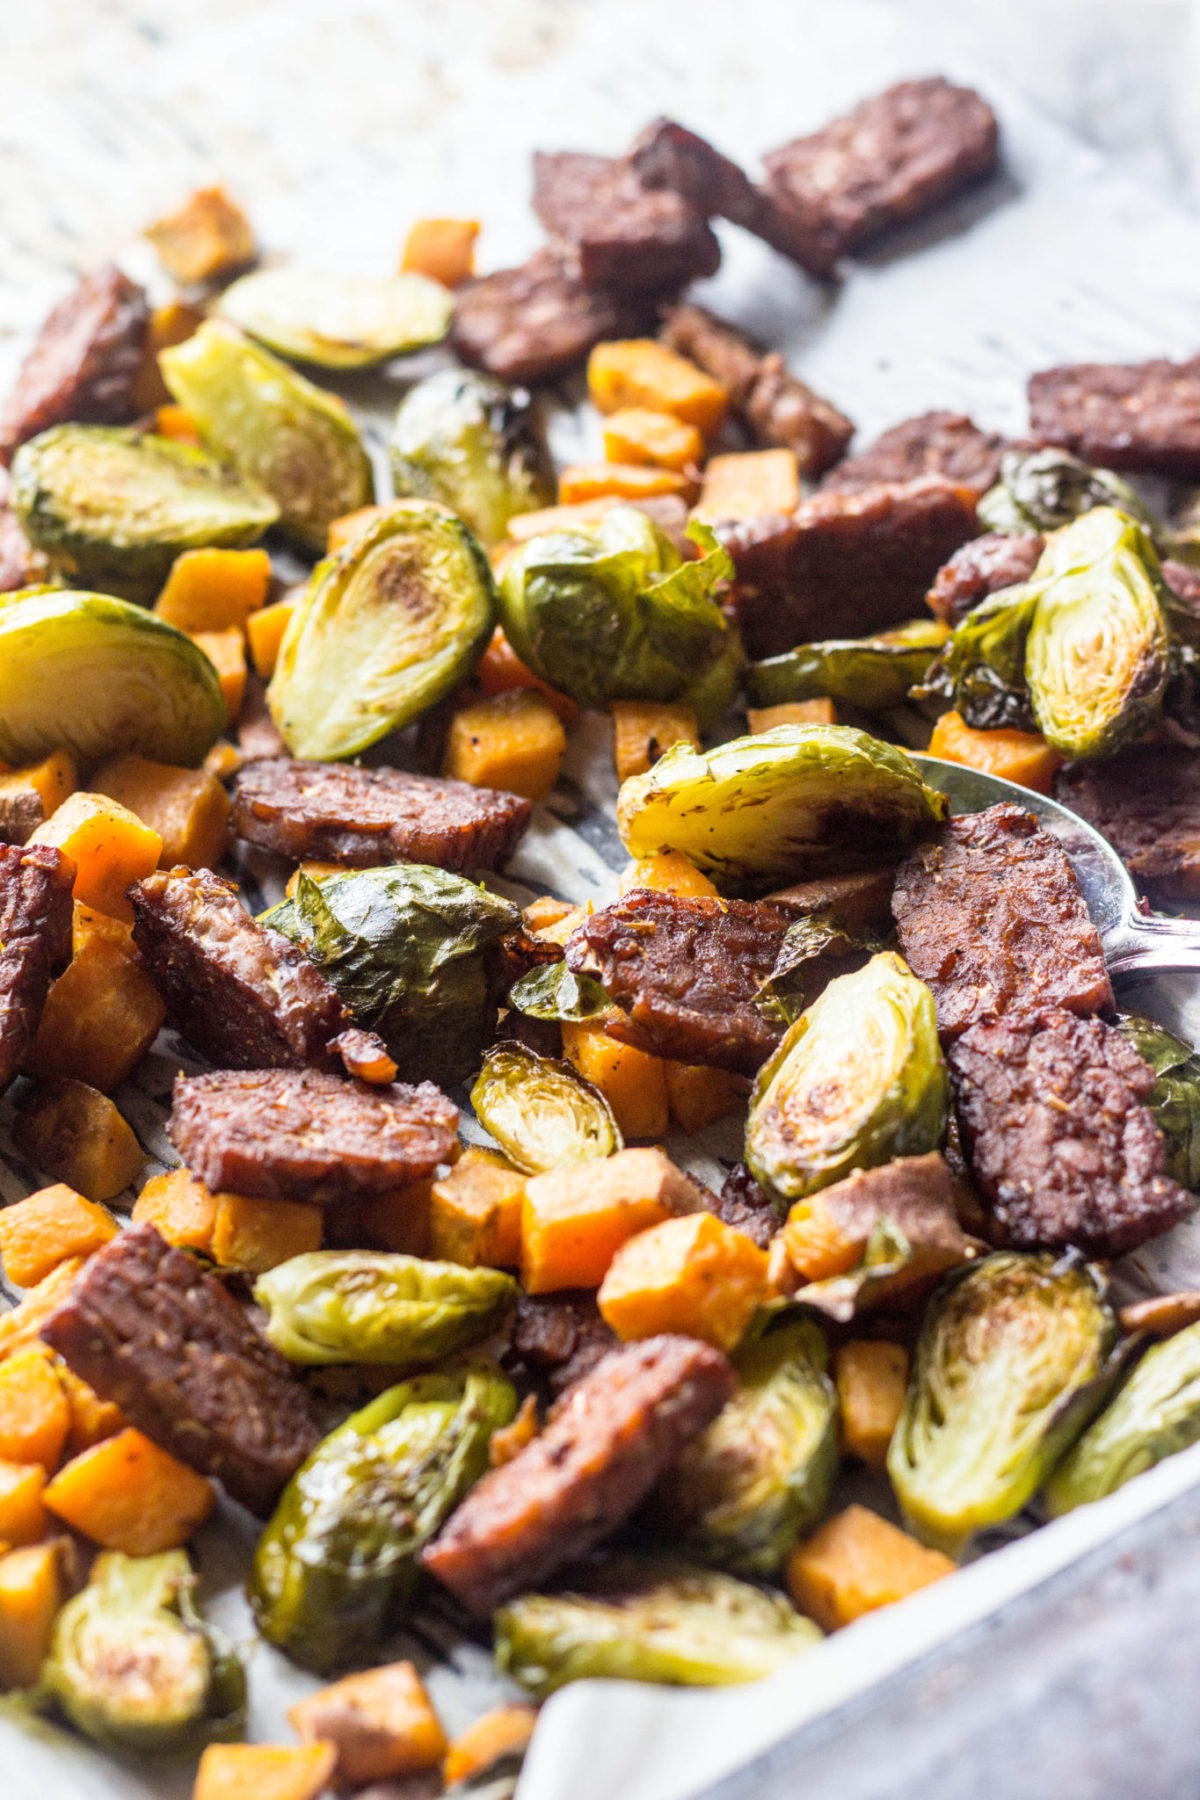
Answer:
[1107,913,1200,978]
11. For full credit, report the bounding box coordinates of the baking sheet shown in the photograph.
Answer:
[6,3,1200,1797]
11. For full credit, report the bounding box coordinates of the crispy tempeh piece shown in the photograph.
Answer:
[1028,356,1200,477]
[510,1290,619,1395]
[926,530,1044,627]
[820,411,1008,500]
[0,844,74,1091]
[0,265,149,464]
[532,151,720,294]
[1054,744,1200,903]
[451,249,647,386]
[42,1223,320,1515]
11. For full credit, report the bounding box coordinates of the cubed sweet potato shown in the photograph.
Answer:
[602,408,704,472]
[284,860,347,899]
[289,1660,447,1789]
[786,1504,955,1630]
[617,850,720,900]
[155,403,201,444]
[0,1542,62,1689]
[201,741,243,783]
[401,217,480,287]
[30,792,161,923]
[927,710,1064,795]
[190,627,247,725]
[476,626,577,722]
[611,700,700,785]
[27,935,166,1092]
[154,547,273,634]
[92,753,232,869]
[131,1168,219,1252]
[72,903,133,957]
[520,1146,692,1293]
[43,1427,215,1555]
[588,340,728,436]
[59,1369,127,1456]
[598,1211,768,1351]
[0,1184,117,1288]
[663,1061,748,1133]
[144,184,256,286]
[247,595,298,678]
[443,689,566,801]
[430,1148,525,1268]
[130,298,206,413]
[13,1079,145,1203]
[560,1022,669,1139]
[194,1743,339,1800]
[558,462,693,505]
[0,1461,47,1547]
[0,1349,69,1470]
[693,448,801,521]
[444,1704,538,1786]
[834,1340,909,1470]
[0,1262,83,1365]
[0,751,77,844]
[507,497,630,540]
[781,1190,870,1281]
[747,699,838,733]
[211,1191,323,1275]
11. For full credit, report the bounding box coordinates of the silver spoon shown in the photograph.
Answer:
[912,753,1200,979]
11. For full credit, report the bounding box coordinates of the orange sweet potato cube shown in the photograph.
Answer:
[145,185,256,286]
[588,340,728,436]
[27,935,166,1092]
[401,218,480,288]
[747,699,838,733]
[0,750,77,841]
[0,1184,117,1289]
[834,1340,909,1471]
[430,1150,525,1269]
[92,753,232,870]
[617,850,719,900]
[210,1191,323,1275]
[132,1168,219,1253]
[602,408,704,472]
[611,700,699,785]
[30,792,161,923]
[927,710,1064,795]
[193,1742,338,1800]
[520,1146,694,1293]
[289,1660,447,1788]
[43,1427,215,1554]
[0,1461,47,1547]
[444,1704,538,1786]
[443,689,566,802]
[247,596,298,678]
[663,1062,748,1134]
[0,1350,70,1470]
[190,627,247,725]
[598,1211,768,1351]
[0,1542,62,1688]
[560,1022,669,1140]
[557,462,692,505]
[154,547,273,634]
[786,1503,955,1631]
[693,448,800,522]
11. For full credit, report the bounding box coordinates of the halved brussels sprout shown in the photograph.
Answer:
[888,1251,1117,1552]
[215,267,452,368]
[41,1551,245,1757]
[753,913,880,1030]
[267,500,496,759]
[1026,508,1171,758]
[10,424,278,602]
[498,506,741,729]
[745,621,946,714]
[254,1250,516,1365]
[161,321,373,552]
[262,864,520,1083]
[390,369,554,549]
[617,726,946,894]
[494,1558,821,1696]
[0,588,226,768]
[507,961,613,1023]
[916,583,1042,732]
[745,952,946,1205]
[652,1321,838,1576]
[1046,1320,1200,1513]
[1116,1014,1200,1191]
[471,1043,621,1173]
[978,447,1159,537]
[250,1365,516,1672]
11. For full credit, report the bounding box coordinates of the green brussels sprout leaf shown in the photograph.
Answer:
[508,961,614,1022]
[390,368,554,548]
[746,623,945,714]
[753,912,882,1029]
[915,583,1042,732]
[216,268,452,368]
[471,1042,621,1173]
[978,447,1160,537]
[1116,1014,1200,1191]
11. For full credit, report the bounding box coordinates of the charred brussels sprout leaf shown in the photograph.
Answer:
[754,913,881,1029]
[508,961,614,1022]
[0,588,225,768]
[746,952,946,1206]
[262,865,519,1083]
[1046,1320,1200,1513]
[10,424,278,602]
[746,622,946,714]
[161,320,373,553]
[41,1551,245,1757]
[887,1251,1117,1553]
[254,1250,516,1365]
[494,1558,821,1696]
[1116,1014,1200,1191]
[266,500,496,759]
[617,725,946,894]
[471,1042,621,1172]
[652,1321,837,1576]
[1026,508,1171,758]
[390,369,554,549]
[250,1366,516,1672]
[215,267,452,369]
[916,584,1041,733]
[978,447,1159,537]
[498,506,740,728]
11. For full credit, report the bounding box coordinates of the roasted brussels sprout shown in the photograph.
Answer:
[745,952,946,1205]
[652,1321,837,1576]
[215,267,452,368]
[390,368,554,548]
[41,1551,244,1758]
[1116,1014,1200,1191]
[250,1365,516,1671]
[10,424,278,602]
[266,501,496,759]
[494,1558,821,1696]
[507,960,613,1022]
[1046,1321,1200,1513]
[745,621,946,714]
[254,1250,516,1365]
[471,1043,621,1173]
[888,1252,1117,1552]
[753,913,881,1029]
[498,507,741,729]
[617,725,946,894]
[161,321,373,552]
[262,864,519,1083]
[1026,508,1171,758]
[0,587,226,768]
[916,583,1041,733]
[978,447,1159,537]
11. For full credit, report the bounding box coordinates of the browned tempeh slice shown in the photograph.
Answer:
[0,843,74,1089]
[0,265,149,464]
[451,249,648,386]
[532,151,720,294]
[820,410,1008,499]
[1029,356,1200,477]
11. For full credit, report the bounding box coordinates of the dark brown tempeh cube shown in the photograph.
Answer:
[450,248,648,385]
[169,1067,459,1204]
[0,265,149,465]
[820,410,1009,499]
[1028,357,1200,477]
[0,844,74,1090]
[712,1163,779,1250]
[950,1010,1193,1257]
[660,303,852,477]
[926,530,1044,627]
[763,77,1000,262]
[420,1334,733,1616]
[231,759,531,872]
[532,151,720,295]
[891,802,1113,1040]
[720,475,978,657]
[1055,744,1200,904]
[130,866,351,1072]
[509,1290,619,1395]
[42,1223,321,1515]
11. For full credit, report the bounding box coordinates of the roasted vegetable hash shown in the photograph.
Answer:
[1,72,1200,1799]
